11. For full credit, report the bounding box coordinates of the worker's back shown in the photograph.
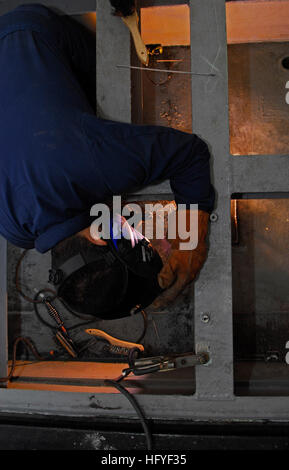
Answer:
[0,5,109,253]
[0,4,214,256]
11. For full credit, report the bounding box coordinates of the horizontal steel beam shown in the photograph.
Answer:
[231,155,289,194]
[3,389,289,422]
[133,153,289,197]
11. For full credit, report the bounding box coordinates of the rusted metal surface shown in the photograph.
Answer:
[228,42,289,156]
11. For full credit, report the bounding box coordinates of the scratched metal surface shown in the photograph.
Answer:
[136,46,192,134]
[228,42,289,156]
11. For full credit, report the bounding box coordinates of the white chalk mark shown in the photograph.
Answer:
[205,46,222,93]
[200,55,220,74]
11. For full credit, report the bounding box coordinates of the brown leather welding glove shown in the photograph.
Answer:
[151,209,209,310]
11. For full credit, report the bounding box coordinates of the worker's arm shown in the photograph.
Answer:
[82,117,214,213]
[82,116,215,307]
[143,132,214,309]
[136,128,214,309]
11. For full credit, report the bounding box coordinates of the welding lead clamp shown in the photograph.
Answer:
[130,351,210,376]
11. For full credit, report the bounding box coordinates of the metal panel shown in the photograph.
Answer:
[0,0,96,15]
[189,0,234,399]
[0,238,7,386]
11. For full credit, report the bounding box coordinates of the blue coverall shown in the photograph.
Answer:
[0,4,215,254]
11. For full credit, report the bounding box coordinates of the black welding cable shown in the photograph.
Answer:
[15,250,92,323]
[33,290,98,332]
[105,347,153,450]
[0,338,153,450]
[33,289,148,348]
[105,377,153,450]
[17,250,149,341]
[0,336,45,383]
[15,250,93,324]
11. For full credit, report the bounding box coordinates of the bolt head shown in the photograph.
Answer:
[210,213,218,222]
[201,313,210,323]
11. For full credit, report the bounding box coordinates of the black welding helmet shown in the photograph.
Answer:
[48,219,163,319]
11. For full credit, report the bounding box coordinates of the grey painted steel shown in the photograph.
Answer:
[0,0,96,15]
[231,155,289,193]
[96,0,131,122]
[118,153,289,197]
[0,238,7,385]
[190,0,234,399]
[131,154,289,196]
[2,388,289,421]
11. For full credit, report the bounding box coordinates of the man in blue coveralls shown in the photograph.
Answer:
[0,3,215,313]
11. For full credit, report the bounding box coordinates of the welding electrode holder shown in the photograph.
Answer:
[40,294,78,358]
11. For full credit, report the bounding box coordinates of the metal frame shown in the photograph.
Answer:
[0,0,289,424]
[96,0,131,122]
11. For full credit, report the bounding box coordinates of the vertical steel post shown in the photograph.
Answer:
[190,0,234,399]
[96,0,131,122]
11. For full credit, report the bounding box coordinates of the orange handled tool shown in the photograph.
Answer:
[85,328,144,354]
